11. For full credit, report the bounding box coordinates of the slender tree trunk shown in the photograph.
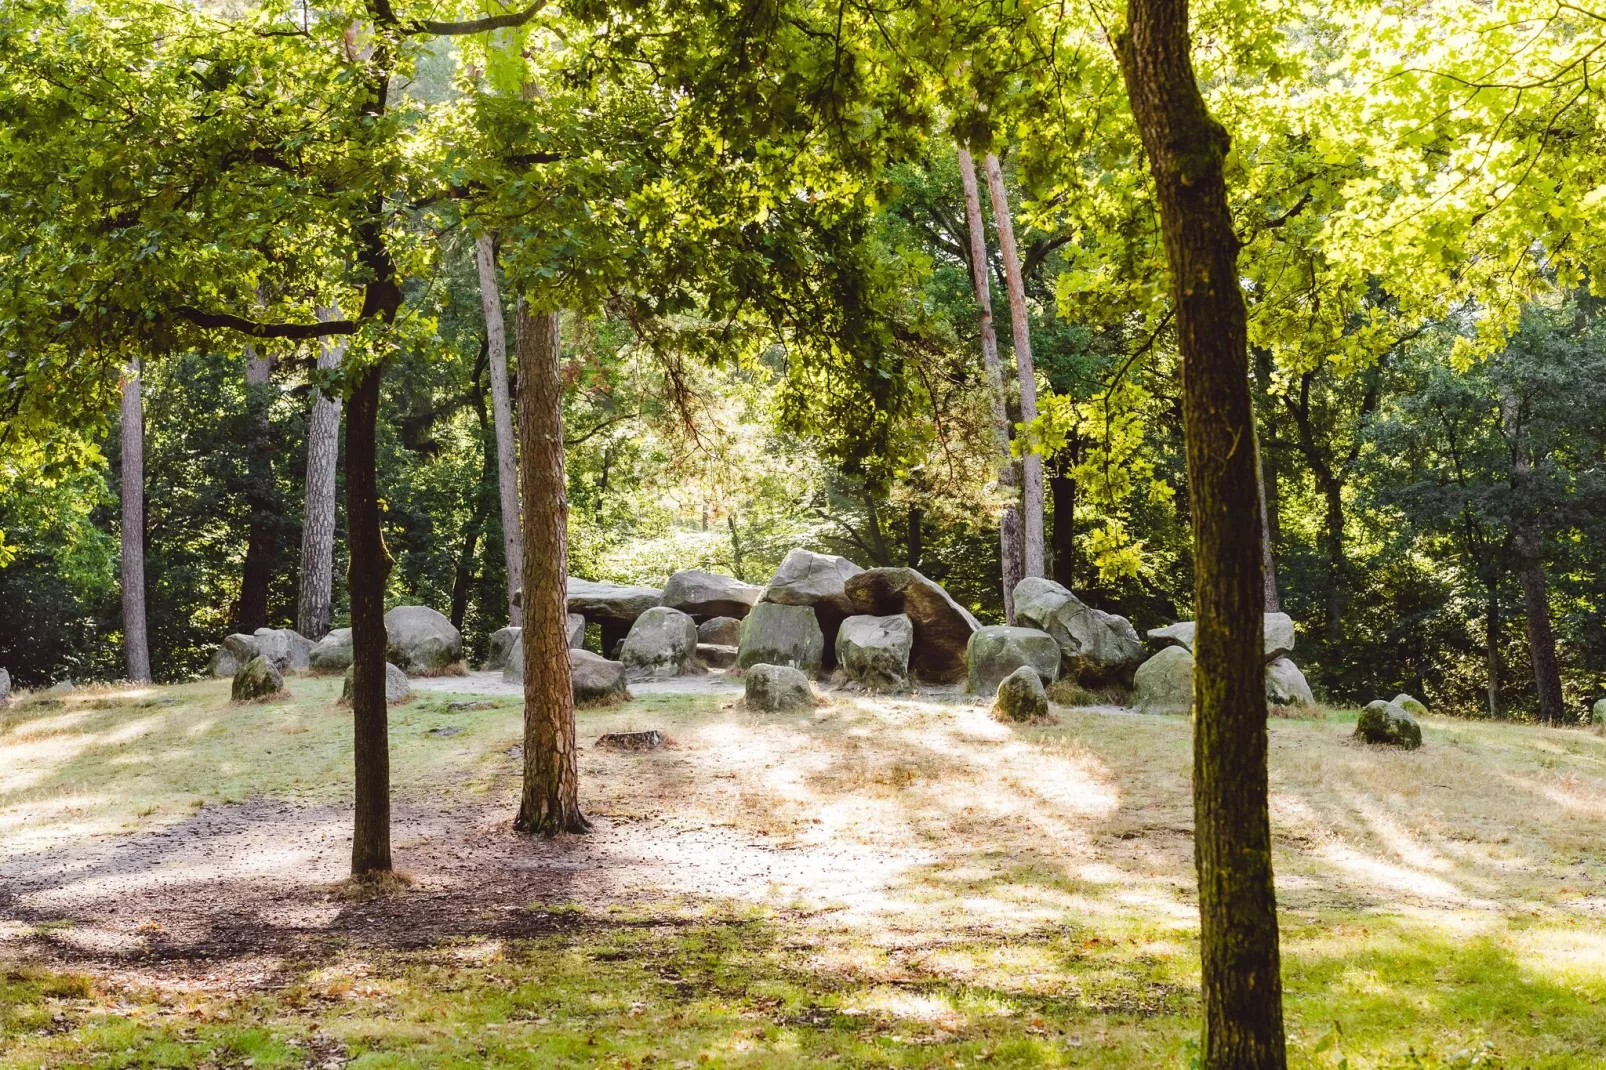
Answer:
[727,513,746,581]
[121,358,152,683]
[863,491,892,566]
[984,151,1046,579]
[1118,2,1287,1065]
[297,310,345,640]
[957,146,1023,621]
[1257,436,1279,613]
[238,344,277,632]
[1051,468,1077,590]
[346,361,393,876]
[452,387,494,632]
[1485,580,1500,719]
[475,234,524,626]
[1502,392,1566,724]
[515,306,589,836]
[1320,479,1344,640]
[907,505,923,569]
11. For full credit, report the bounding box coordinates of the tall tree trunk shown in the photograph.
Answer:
[475,234,524,627]
[1118,2,1287,1065]
[907,505,923,569]
[346,360,393,876]
[238,344,277,632]
[515,306,589,836]
[727,513,746,581]
[1502,392,1566,724]
[297,310,345,640]
[452,377,495,632]
[1485,580,1500,719]
[121,358,152,683]
[1320,480,1344,640]
[957,146,1023,621]
[1051,467,1077,590]
[984,151,1046,579]
[1257,437,1279,613]
[863,491,892,566]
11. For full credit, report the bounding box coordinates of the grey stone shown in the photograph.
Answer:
[0,668,9,703]
[485,626,521,672]
[737,602,825,675]
[212,633,262,678]
[597,730,663,750]
[384,606,463,674]
[1265,657,1315,706]
[844,568,980,684]
[1594,698,1606,725]
[1391,693,1428,718]
[835,614,914,691]
[45,680,74,695]
[994,665,1049,721]
[1356,700,1422,749]
[698,616,744,646]
[254,627,313,672]
[1095,610,1142,647]
[571,649,630,704]
[1012,577,1143,685]
[209,646,243,679]
[761,549,863,614]
[662,570,764,621]
[1133,646,1194,716]
[696,643,739,669]
[568,613,587,649]
[1264,612,1296,661]
[968,626,1061,695]
[1146,621,1196,652]
[620,606,701,680]
[308,628,354,672]
[341,662,411,705]
[232,656,284,701]
[744,663,815,712]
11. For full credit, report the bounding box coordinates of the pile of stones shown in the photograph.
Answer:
[1131,612,1314,716]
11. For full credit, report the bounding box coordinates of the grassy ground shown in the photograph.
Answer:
[4,675,1606,1068]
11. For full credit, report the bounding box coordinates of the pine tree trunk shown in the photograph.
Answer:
[346,361,393,876]
[238,344,277,632]
[475,234,524,627]
[1257,437,1279,613]
[121,358,152,683]
[1051,468,1076,590]
[1502,391,1566,724]
[297,311,345,641]
[957,146,1023,621]
[907,505,923,569]
[1485,581,1500,719]
[1321,482,1344,641]
[1117,1,1287,1064]
[984,152,1046,579]
[514,306,589,836]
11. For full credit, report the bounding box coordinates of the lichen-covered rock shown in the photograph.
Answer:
[1146,621,1196,652]
[737,602,825,675]
[697,616,744,646]
[1391,693,1429,718]
[1265,657,1315,706]
[211,633,262,678]
[485,626,521,672]
[1263,612,1296,661]
[254,627,313,672]
[1594,698,1606,726]
[662,570,764,621]
[568,613,586,649]
[994,665,1049,721]
[384,606,463,674]
[232,655,284,701]
[1133,646,1194,716]
[1012,577,1143,685]
[571,649,630,704]
[341,661,411,705]
[744,663,815,712]
[1356,700,1422,749]
[0,668,10,704]
[761,549,862,614]
[696,643,739,669]
[45,680,73,695]
[620,606,701,680]
[844,568,979,684]
[835,614,914,691]
[308,628,354,672]
[967,626,1061,695]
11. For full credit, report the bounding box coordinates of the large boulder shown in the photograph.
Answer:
[994,665,1049,721]
[697,643,739,669]
[620,606,701,680]
[384,606,463,674]
[1012,578,1142,685]
[1146,621,1196,652]
[844,568,979,684]
[662,570,764,621]
[737,602,825,675]
[567,578,663,652]
[744,663,815,712]
[210,633,261,678]
[1265,657,1315,706]
[341,662,411,705]
[1356,700,1422,749]
[485,626,521,672]
[1391,693,1428,718]
[1146,614,1294,663]
[308,628,354,672]
[698,616,743,646]
[761,550,864,669]
[571,649,630,704]
[254,627,313,673]
[1133,646,1194,716]
[232,656,284,702]
[968,626,1062,695]
[835,614,914,691]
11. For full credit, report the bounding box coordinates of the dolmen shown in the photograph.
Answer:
[1135,611,1314,715]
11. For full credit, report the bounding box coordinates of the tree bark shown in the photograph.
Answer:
[238,343,277,632]
[1485,580,1500,719]
[514,306,589,836]
[906,505,923,569]
[297,309,345,640]
[1502,391,1566,724]
[346,360,393,876]
[1051,468,1077,590]
[1117,1,1287,1065]
[121,358,152,683]
[1257,435,1279,613]
[475,234,524,627]
[452,370,494,632]
[957,145,1023,622]
[984,151,1046,579]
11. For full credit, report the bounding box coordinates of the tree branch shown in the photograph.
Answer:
[175,307,360,339]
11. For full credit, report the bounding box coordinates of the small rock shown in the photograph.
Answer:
[619,606,701,680]
[45,680,74,695]
[340,662,412,705]
[738,602,825,675]
[744,663,815,712]
[1593,698,1606,726]
[1146,621,1196,652]
[836,613,914,691]
[447,700,495,712]
[571,649,630,704]
[308,628,353,672]
[1133,646,1194,716]
[967,625,1060,695]
[696,643,739,669]
[232,656,284,702]
[1391,693,1429,718]
[1266,657,1315,706]
[1355,700,1422,749]
[698,616,744,646]
[427,726,462,737]
[993,665,1049,721]
[597,730,664,750]
[0,668,10,704]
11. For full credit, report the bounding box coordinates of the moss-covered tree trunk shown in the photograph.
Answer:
[1117,0,1286,1065]
[514,305,589,836]
[120,357,152,684]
